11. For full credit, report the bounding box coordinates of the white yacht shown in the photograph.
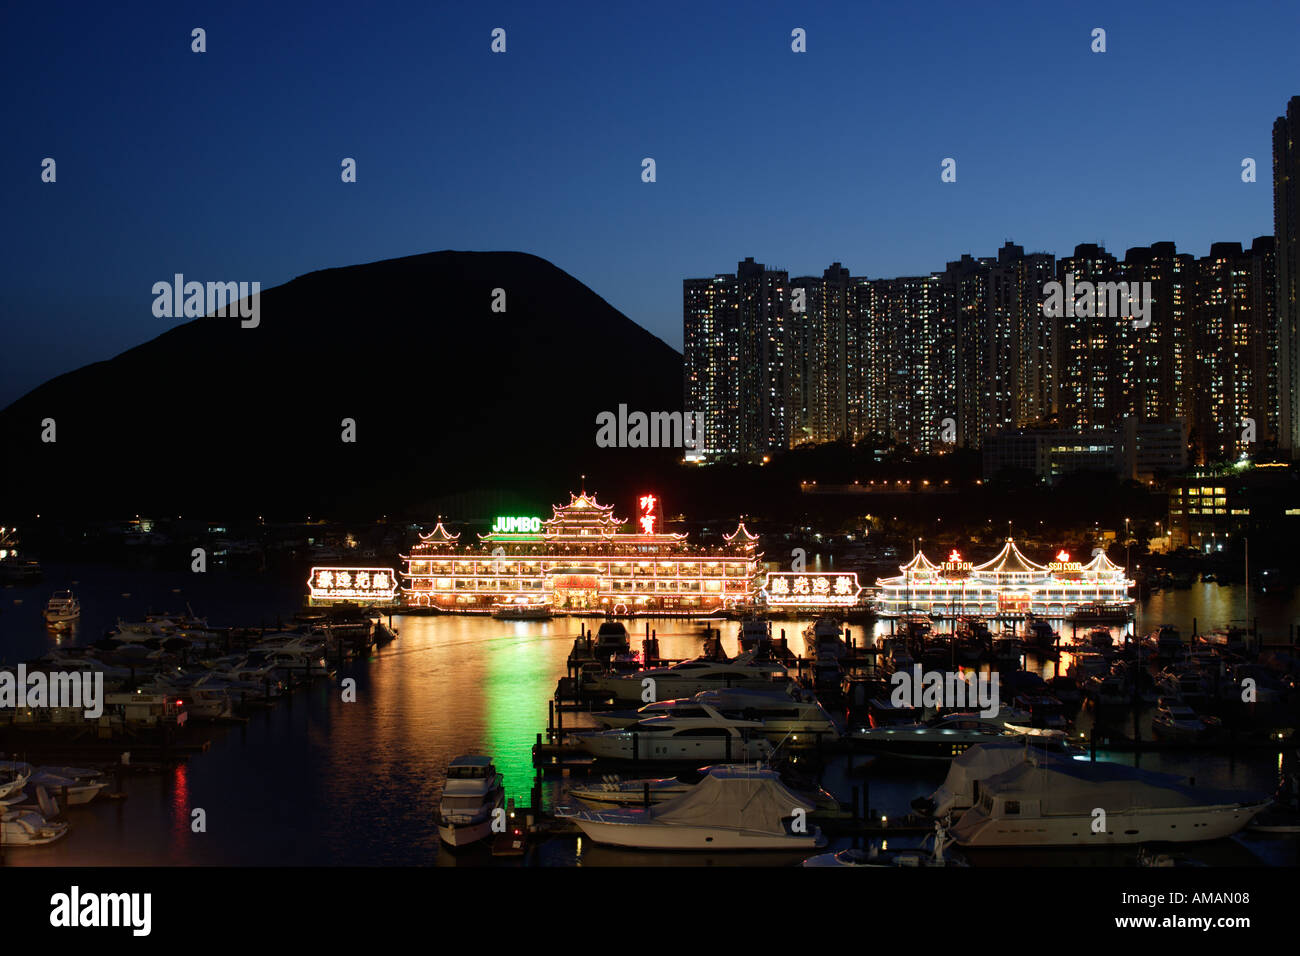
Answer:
[558,766,825,850]
[592,684,837,740]
[43,590,80,627]
[948,755,1269,847]
[437,755,505,848]
[912,740,1066,818]
[582,652,788,703]
[571,704,774,762]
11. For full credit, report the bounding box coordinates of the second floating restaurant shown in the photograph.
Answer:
[399,490,762,613]
[873,539,1134,619]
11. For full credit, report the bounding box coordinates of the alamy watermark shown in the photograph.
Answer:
[0,666,103,718]
[152,274,260,328]
[1041,272,1152,329]
[595,405,704,449]
[889,665,1000,717]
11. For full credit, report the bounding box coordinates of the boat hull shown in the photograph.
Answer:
[572,817,824,851]
[951,803,1269,847]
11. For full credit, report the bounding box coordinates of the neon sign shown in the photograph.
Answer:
[637,494,658,535]
[1048,549,1082,572]
[308,566,398,602]
[491,516,542,534]
[941,549,973,573]
[761,572,863,607]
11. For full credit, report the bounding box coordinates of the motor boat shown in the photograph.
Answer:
[492,600,553,620]
[582,652,788,703]
[570,704,775,762]
[567,764,840,814]
[591,684,837,740]
[0,762,32,802]
[437,755,505,848]
[557,766,826,850]
[948,754,1269,847]
[0,807,69,845]
[1151,697,1220,743]
[43,590,80,627]
[802,618,848,660]
[592,621,631,656]
[737,618,772,654]
[5,763,108,806]
[802,822,966,867]
[912,739,1074,818]
[851,709,1044,761]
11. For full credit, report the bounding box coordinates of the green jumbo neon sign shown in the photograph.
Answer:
[491,516,542,534]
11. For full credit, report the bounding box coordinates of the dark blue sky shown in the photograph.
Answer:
[3,1,1296,406]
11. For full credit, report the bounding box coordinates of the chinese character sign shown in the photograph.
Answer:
[308,566,399,603]
[761,572,862,607]
[637,493,658,535]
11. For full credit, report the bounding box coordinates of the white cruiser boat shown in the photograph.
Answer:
[948,755,1269,847]
[43,590,80,626]
[0,808,69,845]
[437,755,505,848]
[558,766,825,850]
[571,705,775,762]
[592,684,837,740]
[583,652,788,703]
[567,764,841,814]
[912,740,1067,818]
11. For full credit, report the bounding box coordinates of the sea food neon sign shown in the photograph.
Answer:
[491,516,542,533]
[308,567,398,601]
[762,572,862,606]
[1048,550,1083,572]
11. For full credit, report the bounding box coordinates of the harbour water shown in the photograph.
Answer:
[1,564,1297,866]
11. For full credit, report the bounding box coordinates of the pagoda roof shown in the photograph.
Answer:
[555,492,615,514]
[900,551,940,574]
[972,538,1046,575]
[418,522,460,543]
[724,521,759,543]
[1082,549,1123,574]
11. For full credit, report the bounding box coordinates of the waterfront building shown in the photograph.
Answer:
[400,490,762,612]
[874,539,1133,619]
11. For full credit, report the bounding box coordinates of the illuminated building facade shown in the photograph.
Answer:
[874,540,1133,619]
[401,491,761,612]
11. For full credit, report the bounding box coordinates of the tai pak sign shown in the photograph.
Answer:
[761,571,863,607]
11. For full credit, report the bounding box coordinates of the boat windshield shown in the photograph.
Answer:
[447,765,490,779]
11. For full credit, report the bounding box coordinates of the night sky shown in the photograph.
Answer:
[3,0,1296,406]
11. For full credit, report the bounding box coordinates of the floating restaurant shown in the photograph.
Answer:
[874,539,1134,619]
[400,490,761,613]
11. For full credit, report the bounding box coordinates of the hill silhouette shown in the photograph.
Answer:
[0,251,684,518]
